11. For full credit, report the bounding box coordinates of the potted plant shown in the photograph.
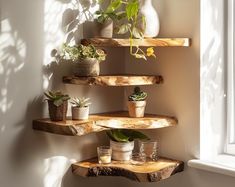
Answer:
[44,91,70,121]
[127,87,147,118]
[62,43,106,76]
[115,0,156,60]
[94,0,124,38]
[107,129,149,161]
[70,97,91,120]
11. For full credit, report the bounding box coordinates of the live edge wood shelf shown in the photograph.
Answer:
[63,75,163,86]
[81,38,190,47]
[72,157,184,182]
[33,111,177,136]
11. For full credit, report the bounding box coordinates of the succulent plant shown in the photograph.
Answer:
[44,91,70,107]
[128,87,147,101]
[70,97,91,108]
[106,129,149,143]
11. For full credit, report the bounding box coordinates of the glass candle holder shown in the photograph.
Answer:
[130,153,146,165]
[97,146,112,164]
[139,140,158,161]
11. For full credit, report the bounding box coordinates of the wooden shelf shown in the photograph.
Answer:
[33,111,177,136]
[72,157,184,182]
[81,38,190,47]
[63,75,163,86]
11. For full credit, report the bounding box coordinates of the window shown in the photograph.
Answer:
[226,0,235,155]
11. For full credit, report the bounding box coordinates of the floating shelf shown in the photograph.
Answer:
[72,157,184,182]
[81,38,190,47]
[33,111,177,136]
[63,75,163,86]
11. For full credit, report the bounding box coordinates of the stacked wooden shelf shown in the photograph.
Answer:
[33,111,177,136]
[72,157,184,182]
[81,38,191,47]
[63,75,163,86]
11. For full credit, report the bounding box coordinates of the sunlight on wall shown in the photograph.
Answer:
[43,156,76,187]
[0,18,26,114]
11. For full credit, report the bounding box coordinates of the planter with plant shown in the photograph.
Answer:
[107,129,149,161]
[127,87,147,118]
[44,91,70,121]
[94,0,124,38]
[70,97,91,120]
[62,43,106,76]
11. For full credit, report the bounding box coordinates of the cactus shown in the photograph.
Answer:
[70,97,91,108]
[44,91,70,107]
[128,87,147,101]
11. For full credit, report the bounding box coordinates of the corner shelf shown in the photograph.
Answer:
[63,75,163,86]
[33,111,177,136]
[72,157,184,182]
[81,38,190,47]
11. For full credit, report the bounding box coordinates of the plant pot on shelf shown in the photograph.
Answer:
[71,106,89,120]
[127,100,146,118]
[48,100,68,121]
[93,19,113,38]
[73,58,100,77]
[110,140,134,161]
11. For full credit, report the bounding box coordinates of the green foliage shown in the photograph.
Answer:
[128,86,147,101]
[62,43,106,61]
[70,97,91,108]
[44,91,70,107]
[95,0,124,24]
[106,129,149,143]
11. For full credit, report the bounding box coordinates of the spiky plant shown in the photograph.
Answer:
[44,91,70,107]
[70,97,91,108]
[128,87,147,101]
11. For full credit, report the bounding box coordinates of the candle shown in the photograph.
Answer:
[99,155,111,164]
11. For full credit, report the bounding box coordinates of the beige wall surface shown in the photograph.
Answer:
[1,0,235,187]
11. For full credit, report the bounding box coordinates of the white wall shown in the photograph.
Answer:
[1,0,235,187]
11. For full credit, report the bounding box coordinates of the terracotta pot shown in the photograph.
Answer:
[127,100,146,118]
[71,106,89,120]
[110,140,134,161]
[73,58,100,77]
[48,100,68,121]
[93,19,113,38]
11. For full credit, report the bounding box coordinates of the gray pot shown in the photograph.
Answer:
[94,19,113,38]
[71,106,89,120]
[73,58,100,77]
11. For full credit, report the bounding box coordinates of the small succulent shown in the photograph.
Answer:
[106,129,149,143]
[128,87,147,101]
[44,91,70,107]
[70,97,91,108]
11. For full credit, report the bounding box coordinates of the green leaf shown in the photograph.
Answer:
[117,24,130,34]
[126,0,139,20]
[106,0,122,13]
[132,27,143,39]
[112,129,129,142]
[54,99,64,107]
[134,54,147,60]
[122,129,149,141]
[106,131,116,141]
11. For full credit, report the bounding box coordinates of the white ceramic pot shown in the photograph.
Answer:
[127,100,146,118]
[71,106,89,120]
[110,140,134,161]
[139,0,160,38]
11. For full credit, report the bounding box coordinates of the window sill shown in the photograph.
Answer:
[188,155,235,177]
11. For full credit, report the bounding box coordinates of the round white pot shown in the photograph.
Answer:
[110,140,134,161]
[71,106,89,120]
[127,100,146,118]
[139,0,160,38]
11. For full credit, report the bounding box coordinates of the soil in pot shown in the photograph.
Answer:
[110,140,134,161]
[127,100,146,118]
[48,100,68,121]
[71,106,89,120]
[73,58,100,77]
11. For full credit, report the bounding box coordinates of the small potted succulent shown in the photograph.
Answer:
[70,97,91,120]
[107,129,149,161]
[44,91,70,121]
[127,87,147,118]
[62,43,106,76]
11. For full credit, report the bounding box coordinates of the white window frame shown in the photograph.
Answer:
[226,0,235,155]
